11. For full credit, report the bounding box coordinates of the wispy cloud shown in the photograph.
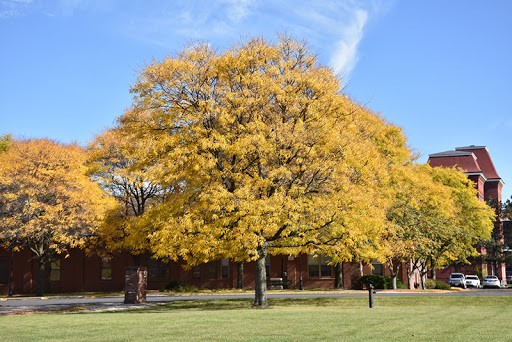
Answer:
[0,0,33,18]
[2,0,390,82]
[330,9,368,79]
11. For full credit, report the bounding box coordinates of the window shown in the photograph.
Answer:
[371,261,384,276]
[221,258,229,278]
[50,259,61,281]
[0,258,8,284]
[308,255,332,277]
[204,262,217,279]
[101,257,112,280]
[147,258,168,279]
[192,266,200,279]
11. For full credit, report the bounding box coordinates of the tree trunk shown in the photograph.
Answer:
[36,258,50,296]
[237,262,244,289]
[407,259,416,290]
[390,260,400,290]
[391,274,397,290]
[431,259,437,280]
[334,263,343,289]
[254,243,268,307]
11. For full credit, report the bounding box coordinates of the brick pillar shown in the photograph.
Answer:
[124,266,147,304]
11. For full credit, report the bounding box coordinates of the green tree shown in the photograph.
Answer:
[103,36,411,305]
[0,139,115,295]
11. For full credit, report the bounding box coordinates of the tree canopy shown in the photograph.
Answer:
[384,164,495,289]
[0,138,115,295]
[94,36,413,305]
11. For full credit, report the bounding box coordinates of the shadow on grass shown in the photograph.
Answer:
[118,297,369,314]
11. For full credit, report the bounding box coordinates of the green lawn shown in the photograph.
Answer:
[1,296,511,341]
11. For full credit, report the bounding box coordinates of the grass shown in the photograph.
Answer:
[1,296,512,341]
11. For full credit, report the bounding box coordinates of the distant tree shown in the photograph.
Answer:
[384,164,495,289]
[503,196,512,219]
[88,128,173,255]
[0,139,115,295]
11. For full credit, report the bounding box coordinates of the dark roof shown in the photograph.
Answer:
[428,151,474,158]
[455,145,486,150]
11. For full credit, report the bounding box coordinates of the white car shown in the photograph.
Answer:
[482,275,501,289]
[465,275,481,288]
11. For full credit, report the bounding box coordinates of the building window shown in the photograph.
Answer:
[192,266,200,279]
[147,258,168,279]
[50,259,61,281]
[101,257,112,280]
[0,258,8,284]
[204,262,217,279]
[308,255,332,278]
[221,258,229,278]
[371,261,384,276]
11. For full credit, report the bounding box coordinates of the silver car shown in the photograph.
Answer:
[482,275,501,289]
[465,275,481,288]
[448,273,466,288]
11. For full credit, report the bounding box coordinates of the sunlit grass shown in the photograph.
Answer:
[1,296,511,341]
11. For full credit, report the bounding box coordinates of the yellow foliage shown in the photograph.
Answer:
[0,139,116,259]
[384,163,495,269]
[99,36,413,266]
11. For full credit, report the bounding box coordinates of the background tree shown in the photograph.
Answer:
[0,139,114,295]
[104,36,412,306]
[88,127,173,256]
[384,164,495,289]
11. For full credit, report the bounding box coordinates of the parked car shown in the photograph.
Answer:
[506,275,512,284]
[482,275,501,289]
[448,273,466,288]
[464,275,481,288]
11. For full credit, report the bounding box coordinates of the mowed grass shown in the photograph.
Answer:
[1,296,511,341]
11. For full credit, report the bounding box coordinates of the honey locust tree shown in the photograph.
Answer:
[427,166,495,274]
[112,36,410,306]
[384,164,456,289]
[0,139,115,295]
[385,164,495,289]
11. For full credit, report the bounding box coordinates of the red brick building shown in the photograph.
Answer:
[0,247,405,295]
[428,145,506,283]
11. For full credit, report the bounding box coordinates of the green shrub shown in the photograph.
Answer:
[424,279,450,290]
[434,280,450,290]
[164,280,198,293]
[359,275,389,289]
[395,277,406,289]
[426,279,437,289]
[359,275,408,289]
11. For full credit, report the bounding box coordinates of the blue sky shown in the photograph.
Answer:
[1,0,511,200]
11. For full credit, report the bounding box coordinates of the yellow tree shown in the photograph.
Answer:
[109,36,411,305]
[427,165,496,272]
[0,139,115,295]
[384,164,495,289]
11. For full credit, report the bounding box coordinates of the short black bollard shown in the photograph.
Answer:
[368,284,375,308]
